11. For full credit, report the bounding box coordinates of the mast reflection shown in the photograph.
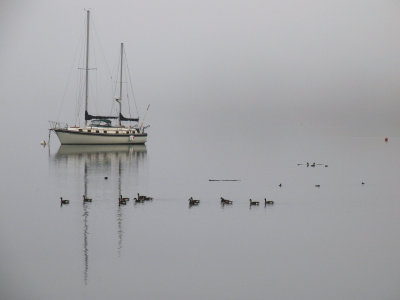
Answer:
[52,144,147,285]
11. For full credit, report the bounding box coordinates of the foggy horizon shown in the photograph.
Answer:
[1,0,400,140]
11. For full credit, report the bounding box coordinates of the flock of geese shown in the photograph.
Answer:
[60,193,153,206]
[60,195,274,207]
[59,160,370,208]
[189,197,274,207]
[297,162,328,167]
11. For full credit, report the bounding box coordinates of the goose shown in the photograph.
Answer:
[138,193,153,201]
[278,183,282,187]
[249,199,259,206]
[120,195,130,202]
[83,195,92,202]
[60,197,70,205]
[220,197,233,205]
[361,182,365,185]
[264,198,274,205]
[134,197,145,203]
[315,184,320,188]
[119,198,127,206]
[189,197,200,205]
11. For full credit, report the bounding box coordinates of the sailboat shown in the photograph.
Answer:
[51,10,148,145]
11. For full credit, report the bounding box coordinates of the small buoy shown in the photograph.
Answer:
[315,184,320,188]
[40,140,46,146]
[362,182,365,185]
[104,176,108,180]
[385,137,389,142]
[278,183,282,187]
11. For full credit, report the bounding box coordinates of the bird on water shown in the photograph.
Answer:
[249,199,259,206]
[83,195,92,202]
[189,197,200,205]
[60,197,70,206]
[264,198,274,205]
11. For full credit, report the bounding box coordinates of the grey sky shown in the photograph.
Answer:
[1,0,400,141]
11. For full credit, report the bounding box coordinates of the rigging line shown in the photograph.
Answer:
[74,22,87,126]
[109,54,121,116]
[92,25,117,118]
[124,51,140,119]
[75,68,82,123]
[91,19,114,84]
[126,92,132,120]
[75,69,84,126]
[91,35,98,115]
[56,21,86,122]
[108,51,118,115]
[123,52,133,119]
[92,38,105,116]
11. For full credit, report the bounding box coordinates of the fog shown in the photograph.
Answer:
[1,0,400,142]
[1,2,400,299]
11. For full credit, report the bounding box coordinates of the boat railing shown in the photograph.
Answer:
[49,121,69,129]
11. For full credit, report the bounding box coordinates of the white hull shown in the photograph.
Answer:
[54,129,147,145]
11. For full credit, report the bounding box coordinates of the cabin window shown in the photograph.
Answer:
[87,130,91,133]
[96,130,99,133]
[103,130,107,133]
[79,129,82,132]
[116,131,119,134]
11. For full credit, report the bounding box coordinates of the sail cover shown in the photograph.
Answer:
[85,111,118,120]
[85,111,138,122]
[119,113,139,122]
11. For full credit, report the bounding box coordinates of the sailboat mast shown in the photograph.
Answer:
[85,10,90,127]
[118,42,123,126]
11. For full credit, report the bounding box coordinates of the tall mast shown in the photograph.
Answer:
[118,42,123,126]
[85,10,90,127]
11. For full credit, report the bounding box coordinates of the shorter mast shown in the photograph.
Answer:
[118,43,123,127]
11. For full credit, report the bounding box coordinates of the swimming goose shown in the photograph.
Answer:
[137,193,153,201]
[60,197,70,205]
[134,197,145,203]
[220,197,233,205]
[83,195,92,202]
[249,199,259,206]
[189,197,200,205]
[120,195,130,202]
[264,198,274,205]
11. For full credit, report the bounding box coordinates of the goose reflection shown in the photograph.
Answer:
[52,144,147,284]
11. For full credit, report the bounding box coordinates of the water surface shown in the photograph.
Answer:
[1,134,400,300]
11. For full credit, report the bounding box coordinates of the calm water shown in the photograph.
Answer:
[1,132,400,300]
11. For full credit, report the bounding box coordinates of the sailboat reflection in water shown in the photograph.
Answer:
[53,144,147,284]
